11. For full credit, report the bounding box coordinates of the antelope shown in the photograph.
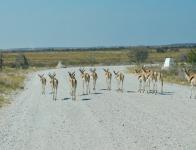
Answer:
[113,71,124,91]
[68,72,77,100]
[48,72,58,100]
[90,68,98,91]
[38,74,46,94]
[184,68,196,99]
[135,69,146,93]
[141,66,163,94]
[79,68,90,95]
[103,68,112,90]
[141,67,154,93]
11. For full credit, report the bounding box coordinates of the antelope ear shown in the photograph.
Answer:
[38,74,41,78]
[103,68,106,72]
[113,71,116,74]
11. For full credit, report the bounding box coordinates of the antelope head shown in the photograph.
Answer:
[113,71,120,78]
[68,71,75,79]
[79,68,85,74]
[135,69,141,74]
[48,72,56,79]
[103,68,109,73]
[48,73,52,79]
[184,68,190,78]
[141,66,147,73]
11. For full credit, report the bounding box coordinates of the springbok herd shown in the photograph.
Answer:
[37,66,196,100]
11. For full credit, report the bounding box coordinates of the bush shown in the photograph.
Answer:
[156,48,166,53]
[187,49,196,64]
[133,49,149,64]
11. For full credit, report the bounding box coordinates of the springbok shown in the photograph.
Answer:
[135,69,146,93]
[141,66,163,94]
[38,74,46,94]
[79,68,90,95]
[48,72,58,100]
[184,68,196,99]
[68,72,77,100]
[113,71,124,91]
[90,68,98,91]
[103,68,112,90]
[141,66,154,93]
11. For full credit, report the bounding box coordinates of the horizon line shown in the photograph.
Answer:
[1,42,196,51]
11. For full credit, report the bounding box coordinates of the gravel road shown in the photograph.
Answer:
[0,66,196,150]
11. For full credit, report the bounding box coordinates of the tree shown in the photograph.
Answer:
[156,48,166,53]
[133,49,149,64]
[15,54,29,69]
[187,49,196,64]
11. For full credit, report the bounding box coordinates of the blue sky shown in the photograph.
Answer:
[0,0,196,49]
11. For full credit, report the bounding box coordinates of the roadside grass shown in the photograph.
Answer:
[0,67,39,107]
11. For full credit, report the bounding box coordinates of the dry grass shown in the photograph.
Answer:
[0,67,38,107]
[2,48,189,67]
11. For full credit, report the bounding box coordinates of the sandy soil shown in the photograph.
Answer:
[0,66,196,150]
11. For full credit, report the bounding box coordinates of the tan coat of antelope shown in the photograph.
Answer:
[141,67,154,93]
[135,69,146,93]
[141,66,163,94]
[103,68,112,90]
[79,68,90,95]
[90,68,98,91]
[68,72,77,100]
[184,68,196,99]
[48,72,58,100]
[113,71,124,91]
[38,74,46,94]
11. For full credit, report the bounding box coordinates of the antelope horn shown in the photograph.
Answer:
[68,72,72,77]
[48,73,52,77]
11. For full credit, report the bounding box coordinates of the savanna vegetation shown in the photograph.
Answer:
[0,45,196,106]
[1,47,192,67]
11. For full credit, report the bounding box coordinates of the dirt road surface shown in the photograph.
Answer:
[0,66,196,150]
